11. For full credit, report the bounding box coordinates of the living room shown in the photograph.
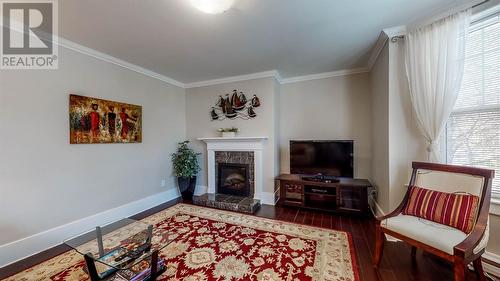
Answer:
[1,0,499,280]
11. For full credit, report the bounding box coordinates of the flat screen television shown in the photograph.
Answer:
[290,140,353,177]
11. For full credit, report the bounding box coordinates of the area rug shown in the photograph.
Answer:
[4,203,359,281]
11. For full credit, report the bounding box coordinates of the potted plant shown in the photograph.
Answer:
[217,127,239,137]
[172,140,201,200]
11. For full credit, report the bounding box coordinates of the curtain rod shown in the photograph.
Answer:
[390,0,490,42]
[473,0,490,9]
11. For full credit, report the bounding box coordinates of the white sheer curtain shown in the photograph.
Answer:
[405,10,471,162]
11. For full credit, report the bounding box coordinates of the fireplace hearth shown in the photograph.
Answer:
[193,193,260,213]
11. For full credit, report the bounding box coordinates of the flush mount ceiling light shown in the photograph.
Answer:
[189,0,235,14]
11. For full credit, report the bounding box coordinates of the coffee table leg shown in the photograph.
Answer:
[84,253,100,281]
[150,249,158,280]
[96,226,104,257]
[146,225,153,244]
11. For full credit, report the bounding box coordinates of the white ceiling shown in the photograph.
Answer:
[59,0,466,84]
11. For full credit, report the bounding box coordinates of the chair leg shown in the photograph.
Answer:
[373,223,385,268]
[410,246,417,258]
[473,258,487,281]
[454,257,466,281]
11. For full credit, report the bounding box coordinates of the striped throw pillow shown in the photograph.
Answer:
[403,186,479,234]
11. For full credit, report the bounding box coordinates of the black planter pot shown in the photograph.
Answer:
[178,176,196,201]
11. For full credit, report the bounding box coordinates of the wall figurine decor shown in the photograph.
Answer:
[210,90,260,120]
[69,94,142,144]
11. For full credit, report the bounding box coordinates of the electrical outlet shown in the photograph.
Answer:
[161,179,166,187]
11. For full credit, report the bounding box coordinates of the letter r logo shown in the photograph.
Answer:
[2,2,53,54]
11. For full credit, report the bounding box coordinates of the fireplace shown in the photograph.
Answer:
[195,137,268,213]
[218,163,250,197]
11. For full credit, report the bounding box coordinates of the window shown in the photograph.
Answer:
[446,13,500,193]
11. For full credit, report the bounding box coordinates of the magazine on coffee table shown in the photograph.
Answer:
[112,259,165,281]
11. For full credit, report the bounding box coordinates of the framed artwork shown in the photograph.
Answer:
[69,94,142,144]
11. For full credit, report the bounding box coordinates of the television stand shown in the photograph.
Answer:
[276,174,373,215]
[301,174,340,183]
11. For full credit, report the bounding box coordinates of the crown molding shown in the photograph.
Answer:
[280,67,370,84]
[184,67,370,88]
[0,22,187,87]
[382,25,407,38]
[184,70,281,88]
[55,37,186,88]
[42,33,376,89]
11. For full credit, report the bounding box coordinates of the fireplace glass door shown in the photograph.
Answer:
[218,163,250,196]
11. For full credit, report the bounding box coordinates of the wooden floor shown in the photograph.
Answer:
[0,199,495,281]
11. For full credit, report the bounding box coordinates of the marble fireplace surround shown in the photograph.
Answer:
[198,137,267,202]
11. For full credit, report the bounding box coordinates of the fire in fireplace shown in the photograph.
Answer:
[218,163,250,196]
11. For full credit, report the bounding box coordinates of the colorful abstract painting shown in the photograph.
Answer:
[69,94,142,144]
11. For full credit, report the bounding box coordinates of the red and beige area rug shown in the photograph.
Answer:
[5,203,359,281]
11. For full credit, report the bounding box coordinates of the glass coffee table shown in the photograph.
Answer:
[64,218,176,281]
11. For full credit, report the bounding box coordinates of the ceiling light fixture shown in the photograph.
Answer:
[189,0,234,14]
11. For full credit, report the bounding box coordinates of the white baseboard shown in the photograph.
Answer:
[194,185,208,196]
[483,251,500,279]
[372,200,386,217]
[260,191,277,205]
[0,188,180,268]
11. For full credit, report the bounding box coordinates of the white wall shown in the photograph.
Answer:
[370,38,427,213]
[185,74,372,201]
[387,40,427,210]
[279,73,372,179]
[370,42,391,213]
[368,37,431,214]
[0,47,186,252]
[185,77,279,197]
[487,215,500,257]
[274,80,281,180]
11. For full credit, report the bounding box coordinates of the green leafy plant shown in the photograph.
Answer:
[217,127,239,133]
[171,141,201,178]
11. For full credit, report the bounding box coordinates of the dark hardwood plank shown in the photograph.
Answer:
[348,215,365,239]
[312,211,323,227]
[303,209,314,225]
[279,206,297,222]
[321,212,333,229]
[342,215,354,233]
[295,208,307,224]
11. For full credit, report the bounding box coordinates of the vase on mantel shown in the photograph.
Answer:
[221,131,236,138]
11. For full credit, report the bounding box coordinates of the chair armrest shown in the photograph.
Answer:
[376,209,401,222]
[453,220,487,257]
[376,189,411,222]
[376,177,416,222]
[454,198,490,257]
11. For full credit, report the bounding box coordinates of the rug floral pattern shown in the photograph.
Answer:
[4,204,359,281]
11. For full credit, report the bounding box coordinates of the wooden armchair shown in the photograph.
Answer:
[373,162,495,281]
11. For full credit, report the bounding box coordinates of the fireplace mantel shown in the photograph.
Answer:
[198,137,268,141]
[198,136,268,203]
[198,137,267,151]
